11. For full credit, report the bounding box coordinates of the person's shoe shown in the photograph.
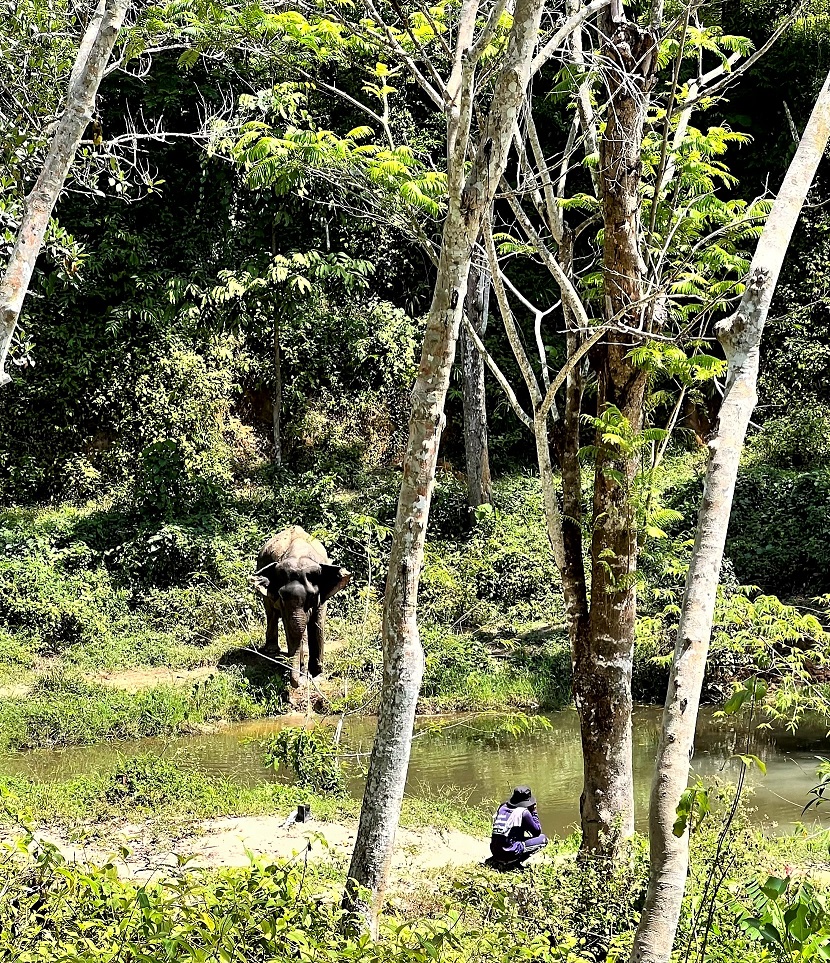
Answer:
[483,856,523,873]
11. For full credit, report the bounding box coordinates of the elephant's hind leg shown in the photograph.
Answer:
[263,597,282,655]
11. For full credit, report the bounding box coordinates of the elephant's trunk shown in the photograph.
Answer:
[283,604,308,688]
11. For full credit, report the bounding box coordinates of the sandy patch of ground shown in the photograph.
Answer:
[0,665,222,699]
[31,815,492,881]
[94,665,219,691]
[0,681,30,698]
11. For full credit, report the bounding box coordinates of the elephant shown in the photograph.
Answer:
[250,526,351,687]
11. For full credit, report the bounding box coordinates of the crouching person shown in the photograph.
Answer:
[486,785,548,871]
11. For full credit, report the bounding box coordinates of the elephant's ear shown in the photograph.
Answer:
[252,561,286,597]
[318,564,351,602]
[249,575,270,597]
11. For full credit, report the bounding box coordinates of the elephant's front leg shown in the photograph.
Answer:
[307,604,326,680]
[263,596,282,655]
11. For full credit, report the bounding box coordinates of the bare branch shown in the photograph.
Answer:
[502,271,558,394]
[484,213,542,406]
[539,325,606,421]
[565,0,600,195]
[364,0,445,109]
[463,313,532,428]
[469,0,510,63]
[531,0,612,76]
[503,181,592,330]
[297,70,395,148]
[387,0,448,97]
[446,0,479,102]
[526,109,564,243]
[681,4,808,111]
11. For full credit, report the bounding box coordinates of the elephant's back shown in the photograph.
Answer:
[257,525,330,566]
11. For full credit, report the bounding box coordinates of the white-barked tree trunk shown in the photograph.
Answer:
[342,0,547,932]
[0,0,127,388]
[631,68,830,963]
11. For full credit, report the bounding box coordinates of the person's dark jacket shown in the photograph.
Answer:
[489,802,545,858]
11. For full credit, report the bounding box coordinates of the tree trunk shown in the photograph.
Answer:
[0,0,127,387]
[631,69,830,963]
[574,10,658,853]
[342,0,547,932]
[460,261,492,508]
[273,313,283,466]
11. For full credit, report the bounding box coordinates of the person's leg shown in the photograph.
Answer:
[486,847,524,872]
[514,835,548,865]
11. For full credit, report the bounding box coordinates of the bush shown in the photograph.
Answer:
[726,466,830,595]
[104,753,229,810]
[261,725,349,795]
[665,459,830,596]
[747,406,830,472]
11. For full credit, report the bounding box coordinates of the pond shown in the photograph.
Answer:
[2,707,829,837]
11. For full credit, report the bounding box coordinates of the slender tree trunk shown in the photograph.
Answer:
[574,11,658,853]
[342,0,547,932]
[460,261,492,508]
[273,314,283,466]
[0,0,127,387]
[631,70,830,963]
[552,235,591,673]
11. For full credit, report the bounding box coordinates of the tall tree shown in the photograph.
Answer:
[341,0,549,931]
[226,0,779,865]
[466,0,762,852]
[460,259,492,508]
[0,0,128,388]
[574,0,658,848]
[631,67,830,963]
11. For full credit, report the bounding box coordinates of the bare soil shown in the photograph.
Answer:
[30,815,497,881]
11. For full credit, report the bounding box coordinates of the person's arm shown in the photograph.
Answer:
[522,806,542,836]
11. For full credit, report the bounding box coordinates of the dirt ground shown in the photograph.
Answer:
[31,815,497,881]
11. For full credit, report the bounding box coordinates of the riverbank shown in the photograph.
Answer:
[19,813,492,881]
[3,466,830,753]
[3,707,829,840]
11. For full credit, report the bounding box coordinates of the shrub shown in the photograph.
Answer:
[0,670,268,751]
[104,753,228,809]
[747,406,830,472]
[261,725,349,795]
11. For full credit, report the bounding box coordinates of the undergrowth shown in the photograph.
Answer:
[0,670,275,751]
[2,460,830,748]
[0,816,826,963]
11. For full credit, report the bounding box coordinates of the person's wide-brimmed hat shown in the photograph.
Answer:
[507,786,536,808]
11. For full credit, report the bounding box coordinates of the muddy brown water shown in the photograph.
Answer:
[1,707,828,837]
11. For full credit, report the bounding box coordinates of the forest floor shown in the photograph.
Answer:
[24,814,493,881]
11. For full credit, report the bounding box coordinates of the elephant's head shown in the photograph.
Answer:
[251,559,350,686]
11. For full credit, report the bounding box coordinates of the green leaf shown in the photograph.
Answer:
[761,876,789,900]
[177,49,200,70]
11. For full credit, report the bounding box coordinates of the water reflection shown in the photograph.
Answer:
[1,707,828,837]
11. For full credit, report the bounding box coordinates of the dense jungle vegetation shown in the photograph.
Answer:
[3,1,830,961]
[3,0,830,742]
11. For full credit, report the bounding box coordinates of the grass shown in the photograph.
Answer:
[0,797,827,963]
[0,756,357,830]
[0,669,278,751]
[0,750,496,837]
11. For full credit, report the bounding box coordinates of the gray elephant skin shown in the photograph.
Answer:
[251,526,351,687]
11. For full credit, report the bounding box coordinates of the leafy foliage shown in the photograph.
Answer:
[735,875,830,962]
[262,725,349,795]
